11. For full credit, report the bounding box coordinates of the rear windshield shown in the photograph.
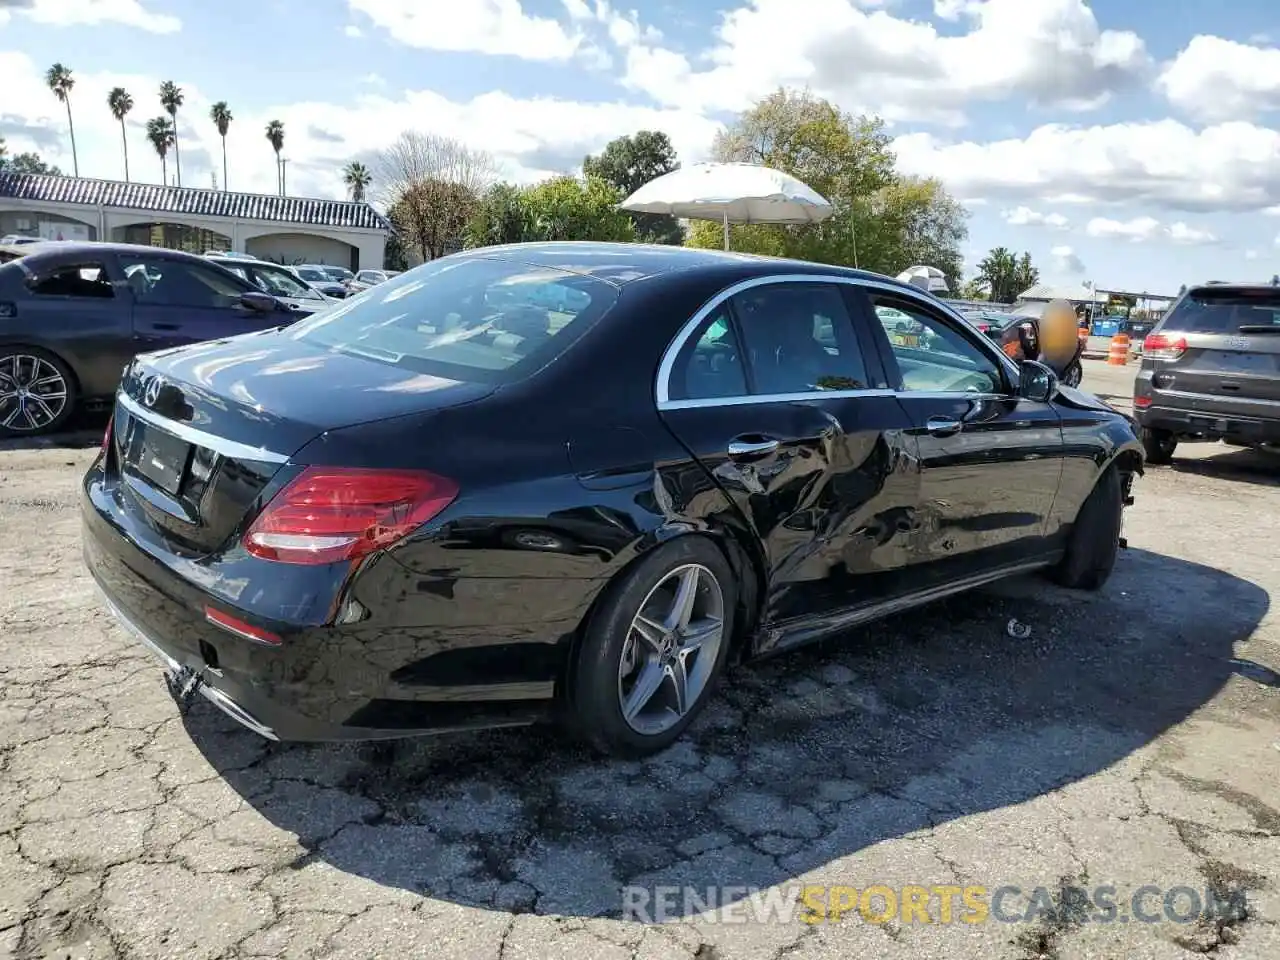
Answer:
[1162,291,1280,333]
[289,256,618,383]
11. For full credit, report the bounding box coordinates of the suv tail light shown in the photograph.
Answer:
[244,467,458,565]
[1142,333,1187,360]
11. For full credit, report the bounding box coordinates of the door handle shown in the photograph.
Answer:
[925,416,962,436]
[727,436,780,459]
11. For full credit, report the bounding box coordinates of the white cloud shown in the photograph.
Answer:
[359,73,384,86]
[1264,206,1280,216]
[1166,221,1218,245]
[0,0,180,32]
[1245,249,1260,260]
[0,50,720,200]
[1002,206,1069,228]
[1051,245,1086,274]
[346,0,586,60]
[893,119,1280,213]
[1086,216,1161,242]
[1158,35,1280,122]
[613,0,1149,125]
[344,24,363,37]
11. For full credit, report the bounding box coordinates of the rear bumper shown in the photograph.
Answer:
[1134,404,1280,444]
[82,476,578,742]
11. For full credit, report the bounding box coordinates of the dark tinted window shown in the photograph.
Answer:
[120,256,246,308]
[289,256,618,383]
[732,283,869,393]
[29,262,114,298]
[872,296,1003,393]
[1161,290,1280,333]
[668,308,748,401]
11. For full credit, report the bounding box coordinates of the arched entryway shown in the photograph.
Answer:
[110,222,231,253]
[0,209,97,242]
[244,232,358,271]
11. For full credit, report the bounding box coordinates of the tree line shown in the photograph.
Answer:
[38,62,285,192]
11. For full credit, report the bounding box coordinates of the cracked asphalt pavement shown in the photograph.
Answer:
[2,360,1279,959]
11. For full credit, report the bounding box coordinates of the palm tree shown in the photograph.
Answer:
[107,87,134,182]
[146,116,176,185]
[342,161,371,202]
[265,120,285,195]
[210,101,232,190]
[159,81,184,186]
[45,63,77,176]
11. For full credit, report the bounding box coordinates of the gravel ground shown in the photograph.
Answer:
[2,359,1278,960]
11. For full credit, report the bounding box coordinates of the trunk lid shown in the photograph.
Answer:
[109,329,494,555]
[1153,288,1280,403]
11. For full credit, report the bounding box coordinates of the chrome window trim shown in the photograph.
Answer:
[116,391,291,464]
[654,273,1021,410]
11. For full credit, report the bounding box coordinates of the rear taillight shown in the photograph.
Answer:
[204,606,282,646]
[243,466,458,565]
[1143,333,1187,359]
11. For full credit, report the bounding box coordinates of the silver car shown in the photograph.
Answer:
[206,256,336,317]
[1133,281,1280,462]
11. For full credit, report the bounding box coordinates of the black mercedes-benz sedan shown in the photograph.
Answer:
[82,242,1144,757]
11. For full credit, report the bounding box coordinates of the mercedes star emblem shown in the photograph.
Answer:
[143,377,162,407]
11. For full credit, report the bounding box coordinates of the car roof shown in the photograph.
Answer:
[1186,281,1280,297]
[10,241,209,263]
[444,241,929,293]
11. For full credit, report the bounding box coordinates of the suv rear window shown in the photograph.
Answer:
[289,256,618,383]
[1162,290,1280,333]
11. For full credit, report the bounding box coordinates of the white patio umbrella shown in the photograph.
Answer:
[619,162,833,250]
[896,265,950,295]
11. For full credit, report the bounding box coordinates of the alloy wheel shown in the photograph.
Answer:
[0,354,69,433]
[617,563,725,736]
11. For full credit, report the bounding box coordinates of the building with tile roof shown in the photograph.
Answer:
[0,172,390,272]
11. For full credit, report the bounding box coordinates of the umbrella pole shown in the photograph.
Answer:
[723,211,729,251]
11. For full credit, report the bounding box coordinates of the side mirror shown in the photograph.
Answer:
[239,291,278,313]
[1018,359,1058,403]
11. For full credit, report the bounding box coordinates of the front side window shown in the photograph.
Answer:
[871,296,1004,394]
[731,283,869,394]
[248,265,322,301]
[121,256,246,309]
[29,262,114,299]
[289,257,618,383]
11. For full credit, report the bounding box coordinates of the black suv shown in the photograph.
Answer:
[1133,281,1280,463]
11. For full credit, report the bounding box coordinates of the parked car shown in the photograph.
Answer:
[0,235,41,246]
[320,265,355,284]
[1134,280,1280,463]
[345,268,399,294]
[82,242,1143,756]
[293,264,349,299]
[0,241,294,436]
[205,255,337,314]
[963,309,1025,341]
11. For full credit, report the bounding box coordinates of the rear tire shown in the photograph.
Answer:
[0,347,77,437]
[1052,466,1123,591]
[1141,426,1177,465]
[568,536,736,758]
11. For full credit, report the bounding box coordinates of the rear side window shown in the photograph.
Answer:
[29,262,115,299]
[1162,291,1280,333]
[290,257,619,383]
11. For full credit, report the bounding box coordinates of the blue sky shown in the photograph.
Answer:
[3,0,1280,295]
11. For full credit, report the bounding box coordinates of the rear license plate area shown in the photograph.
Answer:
[127,423,192,495]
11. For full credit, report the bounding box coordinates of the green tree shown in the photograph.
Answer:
[342,161,372,202]
[583,130,682,244]
[0,147,62,176]
[108,87,133,182]
[958,278,989,301]
[210,102,232,190]
[519,176,635,243]
[146,116,175,184]
[464,182,529,248]
[975,247,1039,304]
[686,88,965,277]
[159,81,184,186]
[45,63,77,177]
[265,120,285,194]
